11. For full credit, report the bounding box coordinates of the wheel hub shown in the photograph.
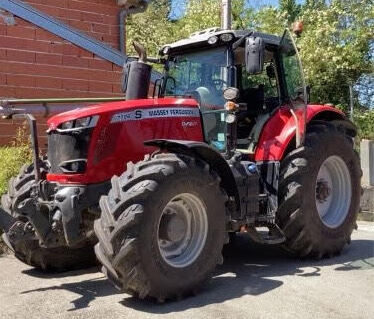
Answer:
[315,155,352,228]
[157,193,208,268]
[316,179,331,203]
[158,207,187,242]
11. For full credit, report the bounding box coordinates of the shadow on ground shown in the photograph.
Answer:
[20,234,374,313]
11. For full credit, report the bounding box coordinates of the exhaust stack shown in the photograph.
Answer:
[221,0,232,30]
[122,41,152,100]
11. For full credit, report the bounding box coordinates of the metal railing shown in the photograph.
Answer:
[0,97,126,118]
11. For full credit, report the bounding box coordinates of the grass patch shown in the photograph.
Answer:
[0,129,32,195]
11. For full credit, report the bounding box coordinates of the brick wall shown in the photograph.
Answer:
[0,0,125,146]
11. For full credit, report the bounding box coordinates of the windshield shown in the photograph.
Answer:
[163,47,230,151]
[164,47,229,108]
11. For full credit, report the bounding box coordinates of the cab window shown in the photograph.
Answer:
[235,48,281,114]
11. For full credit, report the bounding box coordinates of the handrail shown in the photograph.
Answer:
[0,97,126,106]
[0,97,127,118]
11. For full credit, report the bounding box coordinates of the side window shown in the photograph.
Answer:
[241,61,279,99]
[282,53,304,101]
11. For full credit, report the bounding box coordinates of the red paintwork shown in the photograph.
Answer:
[46,98,344,184]
[47,98,204,184]
[254,104,345,161]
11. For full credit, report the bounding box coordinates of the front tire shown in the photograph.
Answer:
[94,153,227,301]
[1,162,97,271]
[277,123,361,258]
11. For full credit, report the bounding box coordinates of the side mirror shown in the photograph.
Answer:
[245,36,265,75]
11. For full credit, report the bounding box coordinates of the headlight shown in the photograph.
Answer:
[223,87,240,101]
[162,46,171,55]
[60,120,74,130]
[220,33,234,42]
[75,116,92,128]
[208,36,218,45]
[59,159,87,173]
[58,116,98,131]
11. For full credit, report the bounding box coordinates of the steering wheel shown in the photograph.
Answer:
[185,90,202,104]
[165,76,177,94]
[212,79,227,91]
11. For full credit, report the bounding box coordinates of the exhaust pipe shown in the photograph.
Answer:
[122,41,152,100]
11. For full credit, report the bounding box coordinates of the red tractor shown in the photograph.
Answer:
[0,28,361,301]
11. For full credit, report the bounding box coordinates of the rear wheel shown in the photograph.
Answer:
[277,123,361,258]
[1,162,97,271]
[94,153,227,301]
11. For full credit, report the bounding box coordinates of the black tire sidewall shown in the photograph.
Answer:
[137,169,225,295]
[301,131,361,245]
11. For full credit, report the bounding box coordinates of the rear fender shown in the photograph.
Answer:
[254,105,353,161]
[145,139,241,216]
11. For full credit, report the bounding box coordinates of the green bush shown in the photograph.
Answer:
[354,110,374,141]
[0,129,32,195]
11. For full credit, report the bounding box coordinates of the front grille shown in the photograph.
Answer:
[47,128,93,174]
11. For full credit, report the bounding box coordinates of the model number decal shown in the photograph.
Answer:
[111,107,200,123]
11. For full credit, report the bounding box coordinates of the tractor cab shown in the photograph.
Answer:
[156,28,307,154]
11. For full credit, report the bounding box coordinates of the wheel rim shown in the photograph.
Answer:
[157,193,208,268]
[315,155,352,229]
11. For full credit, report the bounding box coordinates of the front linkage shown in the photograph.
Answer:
[0,100,114,254]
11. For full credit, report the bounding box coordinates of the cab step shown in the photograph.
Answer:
[246,224,286,244]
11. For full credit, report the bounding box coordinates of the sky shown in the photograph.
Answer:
[170,0,305,20]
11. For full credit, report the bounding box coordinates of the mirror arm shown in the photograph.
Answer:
[232,31,253,50]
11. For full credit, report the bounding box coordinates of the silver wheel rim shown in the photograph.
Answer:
[157,193,208,268]
[315,155,351,229]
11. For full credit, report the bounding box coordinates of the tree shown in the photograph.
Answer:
[125,0,175,57]
[298,0,373,110]
[279,0,301,24]
[125,0,373,112]
[304,0,326,10]
[173,0,220,38]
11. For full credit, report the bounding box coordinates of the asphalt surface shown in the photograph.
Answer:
[0,222,373,319]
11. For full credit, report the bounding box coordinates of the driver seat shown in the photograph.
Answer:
[239,84,265,117]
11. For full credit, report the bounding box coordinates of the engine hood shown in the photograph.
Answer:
[47,98,199,130]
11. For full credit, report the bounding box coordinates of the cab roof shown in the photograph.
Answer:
[160,28,282,55]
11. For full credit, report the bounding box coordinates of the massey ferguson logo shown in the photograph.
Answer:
[111,107,200,123]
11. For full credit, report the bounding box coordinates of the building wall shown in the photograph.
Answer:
[0,0,125,146]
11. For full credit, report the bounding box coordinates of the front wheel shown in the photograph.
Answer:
[277,123,361,258]
[1,162,97,271]
[94,153,227,301]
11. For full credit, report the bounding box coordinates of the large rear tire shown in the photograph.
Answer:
[277,123,361,258]
[94,153,227,301]
[1,162,97,271]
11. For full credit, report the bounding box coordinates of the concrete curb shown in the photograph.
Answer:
[359,186,374,222]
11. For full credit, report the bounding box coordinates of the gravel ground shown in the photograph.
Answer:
[0,222,373,319]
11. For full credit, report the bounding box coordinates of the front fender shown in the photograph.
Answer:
[145,139,240,211]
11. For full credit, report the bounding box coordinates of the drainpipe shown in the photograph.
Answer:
[119,2,149,54]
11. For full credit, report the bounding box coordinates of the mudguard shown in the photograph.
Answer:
[254,105,352,161]
[144,139,240,211]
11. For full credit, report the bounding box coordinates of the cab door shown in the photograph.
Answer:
[279,29,308,147]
